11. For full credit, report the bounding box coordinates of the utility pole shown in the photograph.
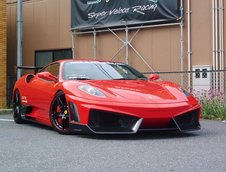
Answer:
[17,0,23,79]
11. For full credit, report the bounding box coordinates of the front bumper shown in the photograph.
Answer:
[66,95,201,134]
[69,108,200,134]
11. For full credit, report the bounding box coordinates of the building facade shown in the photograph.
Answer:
[6,0,226,105]
[0,0,7,109]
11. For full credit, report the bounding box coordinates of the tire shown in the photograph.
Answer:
[13,90,26,124]
[50,91,71,134]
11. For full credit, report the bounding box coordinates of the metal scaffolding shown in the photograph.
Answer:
[72,22,181,73]
[71,1,185,85]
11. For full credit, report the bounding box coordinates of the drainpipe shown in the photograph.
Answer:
[219,0,222,90]
[215,0,219,90]
[187,0,191,90]
[180,0,184,87]
[219,0,224,91]
[17,0,23,80]
[212,0,216,90]
[221,0,224,73]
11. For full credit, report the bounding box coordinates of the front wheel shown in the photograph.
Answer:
[50,91,70,134]
[13,90,26,124]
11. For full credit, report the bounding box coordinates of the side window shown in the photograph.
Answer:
[42,63,60,78]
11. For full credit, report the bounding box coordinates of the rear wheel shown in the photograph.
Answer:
[50,91,70,134]
[13,90,26,124]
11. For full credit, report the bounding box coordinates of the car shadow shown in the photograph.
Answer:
[76,131,200,140]
[20,122,201,140]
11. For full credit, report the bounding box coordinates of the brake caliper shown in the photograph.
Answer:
[62,109,69,129]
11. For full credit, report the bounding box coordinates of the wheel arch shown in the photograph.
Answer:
[54,90,64,97]
[12,88,20,101]
[49,89,71,134]
[50,90,65,112]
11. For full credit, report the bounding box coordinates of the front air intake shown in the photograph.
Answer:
[68,102,80,122]
[173,109,200,131]
[88,109,142,133]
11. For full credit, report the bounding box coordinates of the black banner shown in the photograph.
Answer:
[71,0,180,30]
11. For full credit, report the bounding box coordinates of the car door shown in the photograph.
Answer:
[30,63,60,121]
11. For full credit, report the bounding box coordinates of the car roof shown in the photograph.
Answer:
[56,59,122,64]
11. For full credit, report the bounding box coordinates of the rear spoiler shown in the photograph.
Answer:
[17,66,43,70]
[17,66,43,74]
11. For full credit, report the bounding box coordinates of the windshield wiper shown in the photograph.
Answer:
[113,78,127,80]
[68,77,91,80]
[137,77,147,81]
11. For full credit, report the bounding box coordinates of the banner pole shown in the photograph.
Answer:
[93,29,97,59]
[125,27,129,64]
[72,31,75,58]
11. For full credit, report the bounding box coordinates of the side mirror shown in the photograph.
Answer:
[149,74,160,81]
[37,72,58,83]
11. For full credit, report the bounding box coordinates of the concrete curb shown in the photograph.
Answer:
[0,109,13,115]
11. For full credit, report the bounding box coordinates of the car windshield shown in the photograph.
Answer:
[62,62,147,80]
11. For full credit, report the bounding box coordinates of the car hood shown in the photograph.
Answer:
[73,80,190,104]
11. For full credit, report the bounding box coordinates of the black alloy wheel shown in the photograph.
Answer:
[13,90,25,124]
[50,91,70,134]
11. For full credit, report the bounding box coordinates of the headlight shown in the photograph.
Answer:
[78,85,106,97]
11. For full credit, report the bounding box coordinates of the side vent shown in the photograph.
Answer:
[26,74,35,83]
[68,102,80,122]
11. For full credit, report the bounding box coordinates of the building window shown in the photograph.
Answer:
[35,49,72,68]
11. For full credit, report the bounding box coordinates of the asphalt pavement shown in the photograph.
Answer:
[0,114,226,172]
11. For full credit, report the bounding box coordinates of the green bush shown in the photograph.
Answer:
[193,90,226,121]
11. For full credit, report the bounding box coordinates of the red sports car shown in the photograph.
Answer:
[13,60,201,134]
